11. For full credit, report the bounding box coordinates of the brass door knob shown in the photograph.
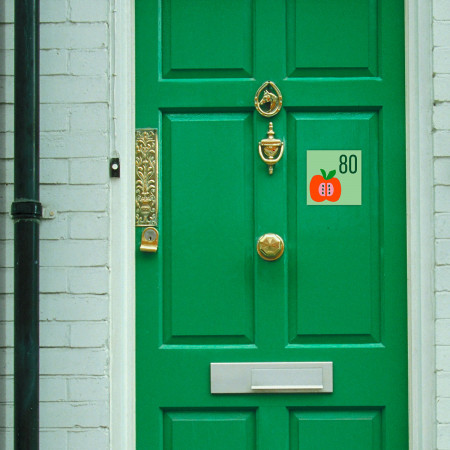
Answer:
[257,233,284,261]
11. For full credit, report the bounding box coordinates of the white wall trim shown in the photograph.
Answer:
[110,0,136,448]
[109,0,436,447]
[406,0,436,448]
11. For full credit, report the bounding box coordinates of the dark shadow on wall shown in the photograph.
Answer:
[0,0,14,447]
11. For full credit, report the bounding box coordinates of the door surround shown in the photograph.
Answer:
[109,0,435,448]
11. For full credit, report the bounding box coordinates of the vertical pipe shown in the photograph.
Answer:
[12,0,41,449]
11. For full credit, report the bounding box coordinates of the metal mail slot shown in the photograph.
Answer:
[210,362,333,394]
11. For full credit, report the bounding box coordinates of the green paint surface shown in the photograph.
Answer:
[290,410,382,449]
[165,411,256,450]
[136,0,407,448]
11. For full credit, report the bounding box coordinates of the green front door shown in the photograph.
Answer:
[136,1,407,448]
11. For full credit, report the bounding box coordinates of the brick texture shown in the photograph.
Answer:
[435,0,450,447]
[1,0,449,448]
[0,0,110,447]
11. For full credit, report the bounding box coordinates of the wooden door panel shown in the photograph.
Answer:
[161,113,255,344]
[162,0,254,78]
[290,409,382,450]
[164,410,256,450]
[288,112,381,343]
[286,0,378,77]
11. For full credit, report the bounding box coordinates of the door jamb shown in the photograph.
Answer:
[110,0,136,448]
[405,0,435,448]
[110,0,436,447]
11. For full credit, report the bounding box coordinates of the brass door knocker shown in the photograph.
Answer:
[258,122,284,175]
[254,81,282,117]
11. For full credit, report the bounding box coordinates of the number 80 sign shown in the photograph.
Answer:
[307,150,362,206]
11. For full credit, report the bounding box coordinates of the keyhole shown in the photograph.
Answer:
[144,229,157,242]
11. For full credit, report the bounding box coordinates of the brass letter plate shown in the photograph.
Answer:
[210,362,333,394]
[136,129,158,227]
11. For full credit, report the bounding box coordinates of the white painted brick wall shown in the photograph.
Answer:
[0,0,111,448]
[1,0,449,449]
[435,0,450,448]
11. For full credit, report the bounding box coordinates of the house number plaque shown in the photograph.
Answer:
[307,150,362,205]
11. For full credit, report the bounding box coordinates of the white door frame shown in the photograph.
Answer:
[405,0,435,448]
[110,0,436,448]
[109,0,136,448]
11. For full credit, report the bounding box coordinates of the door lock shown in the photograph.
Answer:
[140,227,159,253]
[136,128,159,253]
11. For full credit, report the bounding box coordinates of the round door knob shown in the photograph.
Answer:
[257,233,285,261]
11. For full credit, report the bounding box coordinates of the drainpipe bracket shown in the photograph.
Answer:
[42,206,57,220]
[11,200,43,220]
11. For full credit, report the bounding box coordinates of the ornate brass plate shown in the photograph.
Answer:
[254,81,282,117]
[136,129,158,226]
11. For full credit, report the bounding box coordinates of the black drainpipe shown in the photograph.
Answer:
[11,0,41,449]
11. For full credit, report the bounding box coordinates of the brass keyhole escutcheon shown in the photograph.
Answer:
[257,233,285,261]
[140,227,159,253]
